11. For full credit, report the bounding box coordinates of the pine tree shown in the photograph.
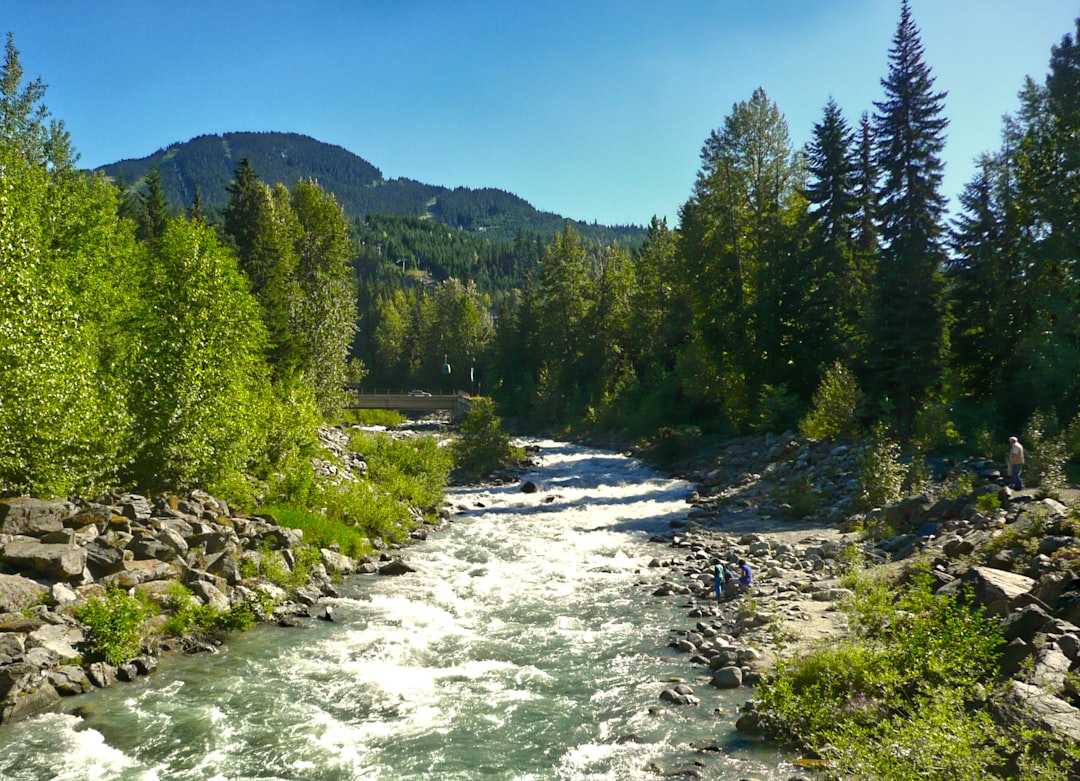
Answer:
[801,98,863,389]
[137,164,169,246]
[867,0,949,435]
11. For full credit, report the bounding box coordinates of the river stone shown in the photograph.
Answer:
[156,527,189,557]
[127,533,177,562]
[86,662,117,689]
[51,582,78,606]
[0,574,48,614]
[0,662,37,700]
[206,551,241,585]
[100,559,179,589]
[941,566,1035,618]
[1,540,87,580]
[0,498,70,537]
[190,530,238,555]
[1,680,59,725]
[320,548,355,577]
[190,580,230,612]
[993,681,1080,745]
[117,494,152,521]
[49,665,92,695]
[378,559,416,576]
[24,646,59,669]
[710,666,743,688]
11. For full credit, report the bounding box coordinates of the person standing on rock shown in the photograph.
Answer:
[1007,436,1025,490]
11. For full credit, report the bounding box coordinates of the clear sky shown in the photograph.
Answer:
[4,1,1077,226]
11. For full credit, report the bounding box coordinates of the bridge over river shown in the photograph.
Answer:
[345,384,474,418]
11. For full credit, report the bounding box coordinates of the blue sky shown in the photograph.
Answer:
[5,1,1077,226]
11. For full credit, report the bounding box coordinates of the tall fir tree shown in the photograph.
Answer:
[137,164,169,247]
[800,98,863,391]
[866,0,949,435]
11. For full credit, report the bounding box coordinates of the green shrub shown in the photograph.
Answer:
[264,501,371,558]
[774,474,823,520]
[753,383,802,434]
[799,361,862,440]
[976,492,1002,513]
[339,408,406,427]
[755,569,1016,779]
[160,582,261,637]
[75,589,152,665]
[451,397,523,479]
[855,425,906,511]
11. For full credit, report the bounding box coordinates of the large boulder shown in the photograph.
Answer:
[1,541,87,581]
[26,624,83,662]
[939,566,1036,618]
[99,559,179,589]
[0,498,70,537]
[0,574,49,614]
[83,537,125,578]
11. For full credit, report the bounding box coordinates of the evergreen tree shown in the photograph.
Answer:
[866,0,950,435]
[223,161,302,374]
[800,99,864,387]
[678,87,804,427]
[137,164,169,246]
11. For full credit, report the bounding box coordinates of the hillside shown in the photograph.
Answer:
[96,131,645,245]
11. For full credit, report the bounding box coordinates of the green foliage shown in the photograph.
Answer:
[774,474,823,520]
[451,398,522,479]
[855,425,907,510]
[74,589,152,665]
[752,383,802,434]
[799,361,863,440]
[911,398,963,452]
[940,469,975,500]
[125,218,270,491]
[755,568,1017,779]
[339,408,406,427]
[976,491,1002,513]
[1023,411,1068,495]
[263,503,371,558]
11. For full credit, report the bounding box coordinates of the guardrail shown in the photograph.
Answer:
[344,386,474,418]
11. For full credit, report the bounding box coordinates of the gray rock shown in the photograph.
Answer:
[117,494,152,522]
[85,661,117,689]
[27,624,83,661]
[0,573,49,614]
[1032,645,1073,695]
[0,634,25,665]
[48,664,92,695]
[993,681,1080,745]
[940,566,1035,618]
[320,548,356,577]
[710,666,743,688]
[378,558,416,576]
[83,537,125,577]
[1001,604,1052,642]
[0,680,58,725]
[51,582,78,606]
[127,533,177,562]
[1,540,87,580]
[205,552,241,585]
[189,580,229,612]
[0,498,70,537]
[100,559,179,588]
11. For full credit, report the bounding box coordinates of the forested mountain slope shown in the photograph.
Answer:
[97,131,645,245]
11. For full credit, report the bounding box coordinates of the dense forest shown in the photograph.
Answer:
[98,131,646,246]
[4,1,1080,500]
[395,2,1080,459]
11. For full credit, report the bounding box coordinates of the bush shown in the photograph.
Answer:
[799,361,862,440]
[854,425,906,511]
[160,582,261,637]
[451,397,522,479]
[74,589,153,665]
[339,408,406,427]
[753,568,1037,781]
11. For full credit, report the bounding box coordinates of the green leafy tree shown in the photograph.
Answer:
[866,0,950,435]
[223,160,302,375]
[0,34,132,495]
[451,397,520,479]
[125,219,270,490]
[290,179,358,414]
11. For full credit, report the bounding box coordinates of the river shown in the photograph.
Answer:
[0,439,794,780]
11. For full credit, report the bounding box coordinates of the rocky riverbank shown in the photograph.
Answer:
[635,432,1080,753]
[0,425,444,727]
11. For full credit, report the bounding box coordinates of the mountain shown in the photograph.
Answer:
[96,131,645,245]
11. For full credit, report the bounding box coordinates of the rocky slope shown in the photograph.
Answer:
[635,432,1080,748]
